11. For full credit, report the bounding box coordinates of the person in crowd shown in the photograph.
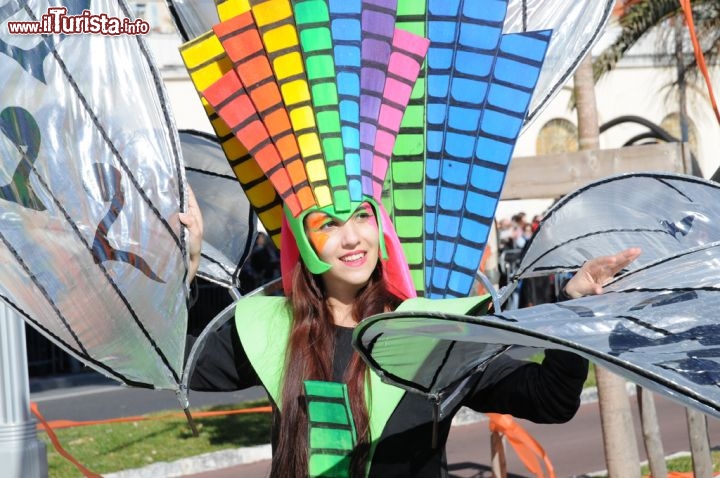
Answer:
[511,212,529,249]
[496,217,514,252]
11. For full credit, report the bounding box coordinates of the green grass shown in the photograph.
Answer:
[652,451,720,473]
[41,400,272,477]
[585,363,597,388]
[657,452,720,473]
[591,451,720,477]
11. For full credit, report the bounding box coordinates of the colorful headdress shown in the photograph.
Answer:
[179,0,554,300]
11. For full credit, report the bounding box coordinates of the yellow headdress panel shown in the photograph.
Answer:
[179,28,285,245]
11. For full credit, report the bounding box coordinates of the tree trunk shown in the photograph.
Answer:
[637,387,667,478]
[490,431,507,478]
[574,55,599,151]
[574,55,641,478]
[686,408,713,478]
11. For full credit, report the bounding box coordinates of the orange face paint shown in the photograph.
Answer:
[305,211,333,253]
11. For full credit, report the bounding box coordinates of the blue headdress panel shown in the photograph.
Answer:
[423,0,550,298]
[328,0,363,201]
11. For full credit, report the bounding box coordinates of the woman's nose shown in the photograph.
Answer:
[340,221,360,247]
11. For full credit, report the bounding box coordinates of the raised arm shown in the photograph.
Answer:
[563,247,642,299]
[464,248,642,422]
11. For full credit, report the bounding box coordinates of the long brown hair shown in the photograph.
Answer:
[271,260,401,477]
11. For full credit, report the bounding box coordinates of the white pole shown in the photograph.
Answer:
[0,301,48,478]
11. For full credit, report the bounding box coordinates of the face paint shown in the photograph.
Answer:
[305,211,333,253]
[305,203,378,255]
[284,198,389,275]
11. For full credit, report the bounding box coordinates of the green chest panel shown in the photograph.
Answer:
[304,380,356,477]
[234,296,405,430]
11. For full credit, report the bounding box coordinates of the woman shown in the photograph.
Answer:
[181,193,641,477]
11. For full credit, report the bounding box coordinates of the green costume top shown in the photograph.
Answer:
[235,294,490,477]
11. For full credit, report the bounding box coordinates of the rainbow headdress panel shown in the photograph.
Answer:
[179,0,551,300]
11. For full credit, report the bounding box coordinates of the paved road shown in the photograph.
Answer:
[185,394,720,478]
[30,373,265,421]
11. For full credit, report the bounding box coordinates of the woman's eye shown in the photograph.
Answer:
[354,204,375,221]
[320,220,338,230]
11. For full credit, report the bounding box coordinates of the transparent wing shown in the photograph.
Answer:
[504,0,615,124]
[0,0,188,390]
[354,242,720,419]
[516,173,720,279]
[165,0,220,41]
[180,130,256,288]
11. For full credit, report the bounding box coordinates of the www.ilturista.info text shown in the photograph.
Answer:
[7,7,150,35]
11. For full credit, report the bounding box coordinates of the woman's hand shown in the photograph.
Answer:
[564,247,641,299]
[178,185,204,283]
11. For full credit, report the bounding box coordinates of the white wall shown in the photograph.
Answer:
[516,28,720,180]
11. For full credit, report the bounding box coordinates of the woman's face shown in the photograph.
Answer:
[304,203,380,297]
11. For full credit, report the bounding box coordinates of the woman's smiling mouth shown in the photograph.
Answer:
[340,251,367,265]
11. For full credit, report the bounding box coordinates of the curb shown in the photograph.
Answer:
[104,445,272,478]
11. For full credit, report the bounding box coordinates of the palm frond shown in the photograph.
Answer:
[595,0,720,82]
[594,0,680,80]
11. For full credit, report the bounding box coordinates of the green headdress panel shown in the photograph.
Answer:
[179,0,551,299]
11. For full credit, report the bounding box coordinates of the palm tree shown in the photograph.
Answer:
[594,0,720,82]
[595,0,720,140]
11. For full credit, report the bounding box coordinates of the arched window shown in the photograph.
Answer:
[660,112,698,158]
[536,118,578,155]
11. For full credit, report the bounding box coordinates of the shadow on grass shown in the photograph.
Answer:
[103,422,188,455]
[184,400,273,447]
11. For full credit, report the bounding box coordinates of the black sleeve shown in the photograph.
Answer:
[185,320,262,392]
[464,349,589,423]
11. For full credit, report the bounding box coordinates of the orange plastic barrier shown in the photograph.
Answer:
[679,0,720,125]
[34,404,272,430]
[487,413,555,478]
[31,402,103,478]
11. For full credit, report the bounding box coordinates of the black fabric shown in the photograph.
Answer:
[464,349,588,423]
[187,322,588,477]
[333,325,355,381]
[368,350,587,477]
[556,285,574,302]
[186,321,261,391]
